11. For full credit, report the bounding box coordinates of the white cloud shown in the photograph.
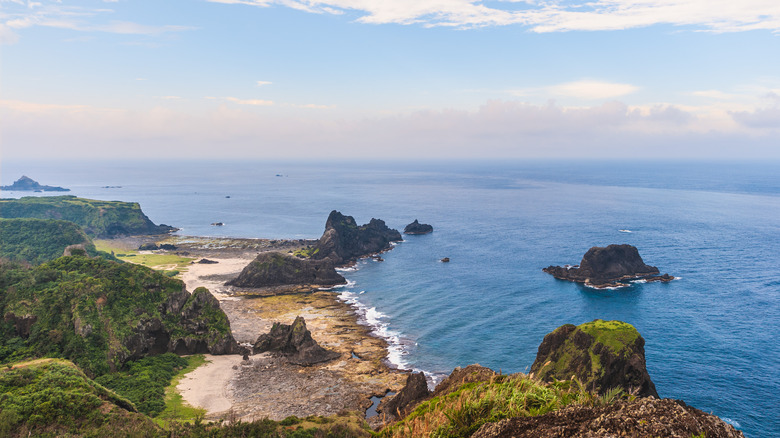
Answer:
[224,96,275,105]
[0,23,19,44]
[547,80,639,100]
[206,0,780,32]
[256,81,273,86]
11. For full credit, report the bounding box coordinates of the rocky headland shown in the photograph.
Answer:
[529,319,658,398]
[1,175,69,192]
[543,244,674,288]
[403,219,433,235]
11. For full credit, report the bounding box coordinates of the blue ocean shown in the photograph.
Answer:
[2,160,778,438]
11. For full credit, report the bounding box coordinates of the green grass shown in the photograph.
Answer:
[578,320,639,354]
[94,240,194,275]
[153,355,207,427]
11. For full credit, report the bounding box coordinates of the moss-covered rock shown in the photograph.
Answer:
[227,251,346,289]
[530,320,658,398]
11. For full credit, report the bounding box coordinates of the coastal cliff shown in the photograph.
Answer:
[543,244,673,288]
[0,196,176,238]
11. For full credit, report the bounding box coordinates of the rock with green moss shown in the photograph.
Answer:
[227,251,346,288]
[253,316,340,366]
[0,196,176,238]
[530,319,658,398]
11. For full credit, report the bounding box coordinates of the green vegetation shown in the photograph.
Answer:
[382,375,626,438]
[94,353,190,417]
[0,255,231,377]
[293,247,320,258]
[0,359,158,437]
[0,218,117,265]
[577,319,640,354]
[154,355,207,426]
[0,195,173,238]
[95,239,193,276]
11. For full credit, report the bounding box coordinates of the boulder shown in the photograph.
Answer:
[433,364,498,397]
[311,210,402,265]
[138,243,159,250]
[404,219,433,235]
[226,252,346,288]
[253,316,340,366]
[543,244,670,288]
[378,372,431,418]
[530,320,658,398]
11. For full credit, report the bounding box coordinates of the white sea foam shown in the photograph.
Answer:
[585,283,625,291]
[337,289,411,370]
[631,279,648,284]
[722,417,741,429]
[618,229,632,233]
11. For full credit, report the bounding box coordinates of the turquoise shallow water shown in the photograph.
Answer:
[2,159,779,437]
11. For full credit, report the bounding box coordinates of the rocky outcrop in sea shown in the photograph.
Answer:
[1,175,69,192]
[543,244,673,288]
[403,219,433,235]
[530,319,658,398]
[311,210,402,265]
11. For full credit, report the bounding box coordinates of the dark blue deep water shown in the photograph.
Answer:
[2,160,779,437]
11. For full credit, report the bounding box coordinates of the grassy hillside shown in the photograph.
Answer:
[0,358,158,438]
[0,196,175,238]
[0,255,233,377]
[0,218,115,265]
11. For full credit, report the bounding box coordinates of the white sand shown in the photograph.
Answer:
[181,256,252,300]
[177,354,244,416]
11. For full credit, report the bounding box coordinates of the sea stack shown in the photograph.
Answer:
[543,244,673,288]
[310,210,402,265]
[530,319,659,398]
[404,219,433,235]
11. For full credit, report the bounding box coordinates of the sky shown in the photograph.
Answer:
[1,0,779,160]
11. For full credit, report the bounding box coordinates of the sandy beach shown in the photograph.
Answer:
[132,236,407,422]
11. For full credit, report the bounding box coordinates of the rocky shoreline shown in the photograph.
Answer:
[119,234,406,423]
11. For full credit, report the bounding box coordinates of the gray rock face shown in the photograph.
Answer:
[543,244,669,288]
[311,210,402,265]
[253,316,340,366]
[378,372,431,418]
[226,252,346,288]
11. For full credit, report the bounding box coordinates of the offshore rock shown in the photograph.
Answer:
[378,372,431,419]
[226,252,346,288]
[404,219,433,235]
[473,397,744,438]
[543,244,670,288]
[311,210,402,265]
[1,175,69,192]
[530,320,658,398]
[253,316,340,366]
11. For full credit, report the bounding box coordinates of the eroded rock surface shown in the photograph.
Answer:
[530,320,658,398]
[253,316,341,366]
[378,372,431,418]
[227,252,345,289]
[311,210,402,265]
[543,244,673,288]
[473,397,744,438]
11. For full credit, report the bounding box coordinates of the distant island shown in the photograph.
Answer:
[1,175,69,192]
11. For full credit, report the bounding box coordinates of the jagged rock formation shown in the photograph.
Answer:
[530,320,658,398]
[473,397,745,438]
[543,244,673,288]
[123,287,240,361]
[378,372,431,418]
[1,175,69,191]
[404,219,433,235]
[311,210,402,265]
[227,252,346,288]
[253,316,340,366]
